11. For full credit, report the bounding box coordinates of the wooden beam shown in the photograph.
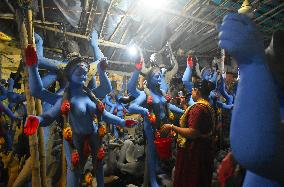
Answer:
[110,24,130,59]
[4,0,15,13]
[0,13,60,26]
[106,70,132,76]
[257,4,284,25]
[105,0,137,52]
[0,14,157,53]
[160,7,216,26]
[39,0,45,23]
[78,0,88,33]
[84,0,97,35]
[108,60,132,65]
[99,0,115,39]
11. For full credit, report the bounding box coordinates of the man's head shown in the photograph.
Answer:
[192,80,215,101]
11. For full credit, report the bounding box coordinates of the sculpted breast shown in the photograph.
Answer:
[71,98,87,116]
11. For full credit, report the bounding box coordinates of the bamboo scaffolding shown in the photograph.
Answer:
[84,0,97,36]
[12,157,32,187]
[16,8,42,187]
[36,99,47,187]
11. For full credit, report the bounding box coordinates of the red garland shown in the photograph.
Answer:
[147,96,153,105]
[96,101,105,113]
[25,44,37,66]
[97,147,105,160]
[165,95,171,103]
[61,100,71,114]
[148,113,156,124]
[24,115,39,136]
[71,150,80,167]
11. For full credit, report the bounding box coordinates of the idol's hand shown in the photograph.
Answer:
[134,51,144,71]
[98,57,108,71]
[25,44,38,66]
[24,115,39,136]
[187,55,193,68]
[218,13,265,63]
[34,33,43,46]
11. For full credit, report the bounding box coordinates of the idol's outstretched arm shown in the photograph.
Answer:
[127,68,148,116]
[92,59,112,98]
[28,63,61,105]
[90,30,112,98]
[7,78,26,104]
[219,13,284,185]
[168,103,184,114]
[0,101,18,120]
[218,76,234,105]
[35,33,65,72]
[182,57,193,93]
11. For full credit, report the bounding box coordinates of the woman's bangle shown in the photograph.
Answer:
[171,124,174,131]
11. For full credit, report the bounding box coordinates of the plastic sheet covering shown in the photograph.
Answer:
[53,0,82,27]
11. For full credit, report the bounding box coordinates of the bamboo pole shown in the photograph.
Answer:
[15,8,42,187]
[12,157,32,187]
[36,99,47,187]
[84,0,96,36]
[59,141,67,187]
[99,0,115,39]
[59,116,67,187]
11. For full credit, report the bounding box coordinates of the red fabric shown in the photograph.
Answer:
[173,104,214,187]
[217,152,235,187]
[25,44,37,66]
[97,147,105,160]
[71,151,80,167]
[24,115,39,136]
[125,119,137,128]
[187,56,193,68]
[61,100,70,114]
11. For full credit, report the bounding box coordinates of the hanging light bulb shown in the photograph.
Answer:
[128,45,138,56]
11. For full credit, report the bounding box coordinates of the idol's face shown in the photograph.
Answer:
[150,71,162,86]
[70,63,89,85]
